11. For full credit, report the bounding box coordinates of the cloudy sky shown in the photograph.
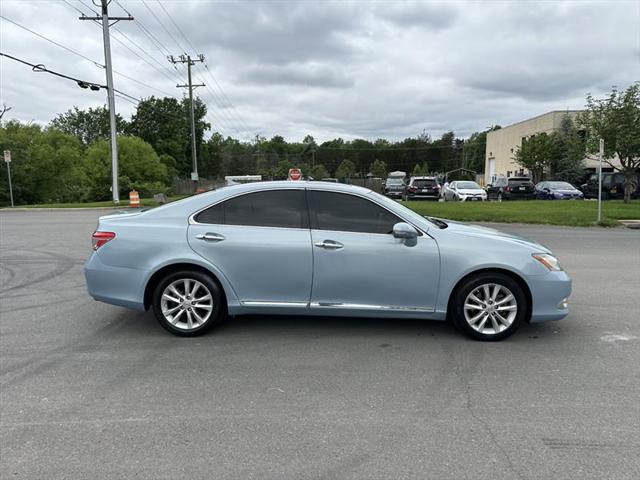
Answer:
[1,0,639,142]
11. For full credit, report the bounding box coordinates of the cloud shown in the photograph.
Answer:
[238,63,353,88]
[1,0,638,142]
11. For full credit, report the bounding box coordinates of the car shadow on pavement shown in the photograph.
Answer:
[118,309,564,343]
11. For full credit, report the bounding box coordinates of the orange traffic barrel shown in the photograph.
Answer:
[129,190,140,208]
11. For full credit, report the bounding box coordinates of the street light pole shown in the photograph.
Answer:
[597,138,604,223]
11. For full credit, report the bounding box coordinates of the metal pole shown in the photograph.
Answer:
[6,162,14,207]
[187,56,198,190]
[598,138,604,222]
[101,0,119,204]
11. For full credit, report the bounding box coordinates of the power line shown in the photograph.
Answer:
[151,0,253,137]
[76,0,99,15]
[2,13,172,97]
[140,0,187,54]
[0,14,103,68]
[0,51,139,103]
[156,0,198,54]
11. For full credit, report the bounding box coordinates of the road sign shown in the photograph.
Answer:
[288,168,302,181]
[4,150,11,163]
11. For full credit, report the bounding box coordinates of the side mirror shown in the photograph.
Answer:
[393,222,418,239]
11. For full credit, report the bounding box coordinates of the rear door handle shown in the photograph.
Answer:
[195,232,225,242]
[314,240,344,250]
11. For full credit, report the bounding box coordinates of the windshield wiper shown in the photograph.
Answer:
[425,216,448,229]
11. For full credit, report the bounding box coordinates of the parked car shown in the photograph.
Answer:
[85,181,571,341]
[486,177,535,200]
[534,181,584,200]
[383,177,407,200]
[406,176,440,200]
[443,181,487,202]
[580,172,640,199]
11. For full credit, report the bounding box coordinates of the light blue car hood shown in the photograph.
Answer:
[438,219,551,253]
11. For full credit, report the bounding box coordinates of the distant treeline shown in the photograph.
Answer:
[0,96,495,205]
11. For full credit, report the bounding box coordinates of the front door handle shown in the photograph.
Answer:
[195,232,225,242]
[314,240,344,250]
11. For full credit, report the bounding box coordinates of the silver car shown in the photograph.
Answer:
[85,181,571,341]
[443,181,487,201]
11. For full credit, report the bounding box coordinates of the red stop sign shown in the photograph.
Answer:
[288,168,302,181]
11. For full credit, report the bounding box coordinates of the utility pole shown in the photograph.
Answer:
[169,54,205,191]
[80,1,133,204]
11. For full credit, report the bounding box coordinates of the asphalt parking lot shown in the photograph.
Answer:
[1,210,639,480]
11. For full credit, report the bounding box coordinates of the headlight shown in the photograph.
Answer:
[532,253,562,271]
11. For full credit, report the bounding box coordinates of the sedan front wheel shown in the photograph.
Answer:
[452,273,526,341]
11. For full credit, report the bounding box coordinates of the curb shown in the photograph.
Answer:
[0,207,135,212]
[619,220,640,229]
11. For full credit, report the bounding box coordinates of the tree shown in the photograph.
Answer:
[335,159,356,179]
[308,164,329,180]
[513,133,554,183]
[82,136,169,200]
[548,115,585,184]
[412,162,429,176]
[128,96,210,177]
[0,121,85,205]
[369,159,388,178]
[463,126,501,173]
[580,84,640,202]
[50,106,128,145]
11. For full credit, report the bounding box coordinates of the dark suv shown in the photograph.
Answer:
[406,176,440,200]
[580,172,640,199]
[486,177,535,200]
[383,178,407,200]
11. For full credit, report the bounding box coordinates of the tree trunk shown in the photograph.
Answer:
[623,167,638,204]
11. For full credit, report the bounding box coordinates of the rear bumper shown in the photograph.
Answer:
[385,192,404,198]
[84,252,147,311]
[528,270,572,323]
[408,193,439,199]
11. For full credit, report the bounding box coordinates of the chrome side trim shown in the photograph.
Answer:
[309,302,433,312]
[241,301,309,308]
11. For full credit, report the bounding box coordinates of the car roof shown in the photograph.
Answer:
[144,181,375,218]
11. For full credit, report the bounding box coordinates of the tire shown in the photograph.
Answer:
[152,270,225,336]
[451,272,526,341]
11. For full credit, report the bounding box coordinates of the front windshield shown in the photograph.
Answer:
[456,181,481,189]
[547,182,575,190]
[386,178,404,185]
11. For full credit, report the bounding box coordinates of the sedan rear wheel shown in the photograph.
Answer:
[452,273,526,341]
[152,270,223,336]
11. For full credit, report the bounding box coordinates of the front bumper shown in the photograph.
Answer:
[528,270,572,322]
[84,252,148,311]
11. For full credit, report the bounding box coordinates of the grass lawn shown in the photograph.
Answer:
[14,195,188,209]
[404,199,640,227]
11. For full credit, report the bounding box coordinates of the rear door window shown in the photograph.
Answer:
[196,190,309,229]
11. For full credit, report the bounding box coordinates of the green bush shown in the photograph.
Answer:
[83,136,169,200]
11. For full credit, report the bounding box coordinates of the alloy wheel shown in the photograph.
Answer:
[463,283,518,335]
[160,278,214,331]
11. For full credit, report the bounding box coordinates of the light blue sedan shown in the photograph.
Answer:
[85,181,571,341]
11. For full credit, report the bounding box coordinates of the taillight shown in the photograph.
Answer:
[92,231,115,250]
[409,186,417,192]
[505,186,510,192]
